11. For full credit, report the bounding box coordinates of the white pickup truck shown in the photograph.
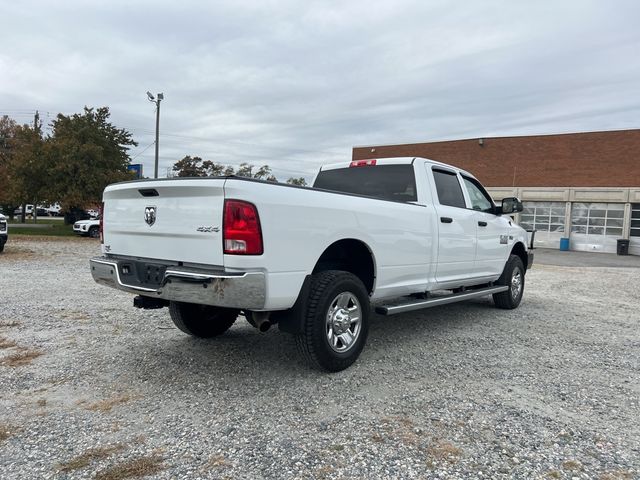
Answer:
[90,157,533,371]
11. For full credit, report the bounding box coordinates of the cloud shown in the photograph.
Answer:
[1,0,639,180]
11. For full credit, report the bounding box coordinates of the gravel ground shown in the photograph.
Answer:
[0,237,638,480]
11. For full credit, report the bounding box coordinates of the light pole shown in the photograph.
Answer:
[147,91,164,178]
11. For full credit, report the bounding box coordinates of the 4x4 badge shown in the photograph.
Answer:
[144,206,157,226]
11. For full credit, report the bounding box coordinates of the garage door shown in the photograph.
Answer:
[570,203,625,253]
[519,201,566,248]
[631,203,640,256]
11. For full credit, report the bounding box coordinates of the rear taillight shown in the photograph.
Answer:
[223,200,263,255]
[349,159,377,167]
[99,202,104,244]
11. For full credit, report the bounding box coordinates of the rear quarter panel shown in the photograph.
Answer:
[223,180,435,309]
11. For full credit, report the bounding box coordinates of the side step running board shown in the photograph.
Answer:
[375,285,509,316]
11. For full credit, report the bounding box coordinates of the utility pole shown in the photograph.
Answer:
[147,92,164,178]
[32,110,41,224]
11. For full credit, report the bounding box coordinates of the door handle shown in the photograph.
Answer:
[440,217,453,223]
[478,221,488,227]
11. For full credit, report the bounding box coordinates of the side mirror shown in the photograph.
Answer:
[500,197,523,214]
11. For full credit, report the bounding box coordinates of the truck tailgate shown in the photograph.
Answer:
[102,179,226,266]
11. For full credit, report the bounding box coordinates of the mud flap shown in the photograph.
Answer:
[275,275,312,334]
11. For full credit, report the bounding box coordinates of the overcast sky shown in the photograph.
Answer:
[1,1,639,180]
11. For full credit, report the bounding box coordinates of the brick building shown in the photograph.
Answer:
[352,129,640,255]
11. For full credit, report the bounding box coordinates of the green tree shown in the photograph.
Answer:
[46,107,137,215]
[235,163,278,181]
[0,113,49,221]
[286,177,308,186]
[172,158,277,180]
[171,157,303,185]
[172,156,208,177]
[0,115,19,215]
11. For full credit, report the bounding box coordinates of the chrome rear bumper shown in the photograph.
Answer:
[90,256,266,309]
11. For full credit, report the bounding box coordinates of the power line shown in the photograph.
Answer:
[130,141,155,161]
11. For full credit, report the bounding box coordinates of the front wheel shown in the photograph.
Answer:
[88,226,99,238]
[295,270,370,372]
[493,255,525,309]
[169,302,239,338]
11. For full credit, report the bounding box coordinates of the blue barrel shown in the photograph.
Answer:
[559,237,570,251]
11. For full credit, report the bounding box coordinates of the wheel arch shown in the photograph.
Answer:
[312,238,376,294]
[511,241,528,270]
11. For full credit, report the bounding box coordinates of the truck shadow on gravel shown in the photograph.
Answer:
[114,298,513,385]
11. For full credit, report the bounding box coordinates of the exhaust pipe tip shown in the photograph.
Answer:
[259,321,271,332]
[246,311,272,332]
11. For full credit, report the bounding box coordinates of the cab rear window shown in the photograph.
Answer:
[313,164,417,203]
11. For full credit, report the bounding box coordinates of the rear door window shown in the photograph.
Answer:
[432,169,466,208]
[313,164,417,202]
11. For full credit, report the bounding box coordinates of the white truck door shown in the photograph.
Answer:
[460,175,510,277]
[430,167,477,284]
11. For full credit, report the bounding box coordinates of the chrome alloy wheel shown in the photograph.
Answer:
[325,292,362,353]
[511,269,523,300]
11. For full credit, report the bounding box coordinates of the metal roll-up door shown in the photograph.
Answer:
[630,203,640,256]
[570,203,625,253]
[519,201,566,248]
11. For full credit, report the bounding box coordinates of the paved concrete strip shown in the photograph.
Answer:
[533,247,640,268]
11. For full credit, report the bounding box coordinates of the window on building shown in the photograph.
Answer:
[462,176,494,212]
[631,203,640,237]
[571,203,624,236]
[519,201,566,232]
[432,169,466,208]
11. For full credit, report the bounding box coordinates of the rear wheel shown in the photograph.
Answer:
[295,270,370,372]
[493,255,525,309]
[169,302,239,338]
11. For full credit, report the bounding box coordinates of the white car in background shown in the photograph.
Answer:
[0,213,7,252]
[73,218,100,238]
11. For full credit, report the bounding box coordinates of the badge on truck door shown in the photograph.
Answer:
[500,234,508,244]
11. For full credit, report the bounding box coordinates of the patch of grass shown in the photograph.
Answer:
[314,465,336,479]
[208,454,231,468]
[37,399,47,407]
[58,444,126,472]
[95,455,165,480]
[0,424,14,442]
[600,470,633,480]
[8,218,75,237]
[0,246,40,260]
[85,394,132,413]
[59,310,90,321]
[546,470,562,479]
[562,459,583,471]
[328,444,344,452]
[1,348,43,367]
[0,336,17,349]
[426,440,462,463]
[0,320,21,328]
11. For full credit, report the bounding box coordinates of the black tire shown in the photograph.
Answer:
[493,254,525,309]
[0,242,4,253]
[295,270,370,372]
[88,226,99,238]
[169,302,239,338]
